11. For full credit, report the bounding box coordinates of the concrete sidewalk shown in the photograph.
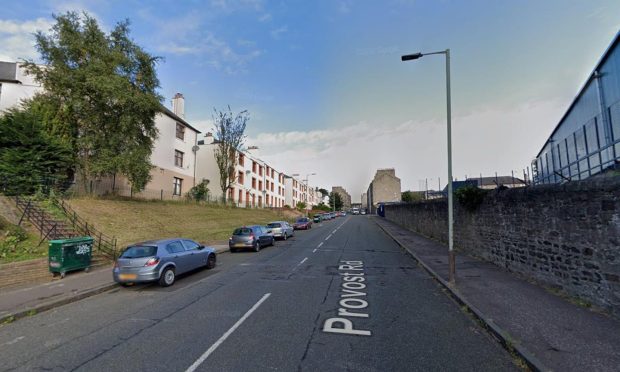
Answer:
[373,217,620,372]
[0,244,228,325]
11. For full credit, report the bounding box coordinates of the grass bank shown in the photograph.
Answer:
[0,215,45,263]
[66,197,303,248]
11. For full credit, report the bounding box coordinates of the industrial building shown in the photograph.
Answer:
[365,168,402,213]
[532,31,620,184]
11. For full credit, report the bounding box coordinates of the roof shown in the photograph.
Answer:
[160,106,201,134]
[536,30,620,158]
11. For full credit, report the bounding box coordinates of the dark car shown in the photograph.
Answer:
[113,238,216,287]
[229,225,275,252]
[313,215,322,223]
[293,217,312,230]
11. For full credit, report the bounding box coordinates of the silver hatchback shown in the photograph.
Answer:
[266,221,294,240]
[113,238,216,287]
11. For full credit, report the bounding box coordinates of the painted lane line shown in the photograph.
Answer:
[185,293,271,372]
[3,336,25,346]
[317,242,324,248]
[326,234,332,240]
[299,257,308,265]
[312,248,317,253]
[333,230,337,234]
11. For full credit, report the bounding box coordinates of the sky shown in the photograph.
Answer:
[1,0,619,201]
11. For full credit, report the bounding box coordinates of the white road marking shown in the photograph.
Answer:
[299,257,308,265]
[326,234,332,240]
[185,293,271,372]
[333,230,337,234]
[312,249,317,253]
[317,242,324,248]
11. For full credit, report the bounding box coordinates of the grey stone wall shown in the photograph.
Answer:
[384,176,620,316]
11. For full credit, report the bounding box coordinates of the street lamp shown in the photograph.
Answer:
[401,48,455,285]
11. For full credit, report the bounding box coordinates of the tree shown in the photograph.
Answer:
[402,190,423,203]
[329,192,343,211]
[213,106,248,202]
[296,201,307,211]
[0,106,73,195]
[318,188,329,198]
[23,12,163,191]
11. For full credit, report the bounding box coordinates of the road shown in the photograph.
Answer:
[0,216,518,371]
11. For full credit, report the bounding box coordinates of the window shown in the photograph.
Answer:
[238,171,244,184]
[259,166,263,176]
[258,180,263,190]
[122,245,158,258]
[238,189,243,203]
[175,150,184,167]
[182,240,200,251]
[252,178,256,189]
[271,169,275,178]
[166,241,185,254]
[176,123,185,140]
[239,153,245,166]
[271,183,274,192]
[173,177,183,195]
[252,161,257,173]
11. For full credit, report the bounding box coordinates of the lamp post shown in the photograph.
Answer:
[401,48,455,285]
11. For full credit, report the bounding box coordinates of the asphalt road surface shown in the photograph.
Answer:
[0,216,519,371]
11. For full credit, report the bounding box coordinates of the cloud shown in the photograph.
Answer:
[244,99,565,201]
[209,0,264,12]
[0,18,53,62]
[270,26,288,40]
[258,13,272,22]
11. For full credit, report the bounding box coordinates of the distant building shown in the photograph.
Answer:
[0,61,43,113]
[366,168,401,213]
[466,176,526,190]
[532,31,620,184]
[361,192,368,209]
[332,186,352,209]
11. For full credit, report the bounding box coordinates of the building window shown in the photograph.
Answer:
[238,189,243,203]
[174,150,184,167]
[239,153,245,166]
[266,180,270,190]
[252,161,257,173]
[271,183,274,192]
[238,171,244,184]
[173,177,183,196]
[176,123,185,140]
[258,180,263,191]
[252,178,256,189]
[271,169,275,178]
[259,166,263,176]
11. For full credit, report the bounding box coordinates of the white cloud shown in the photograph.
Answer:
[270,26,288,40]
[244,99,565,201]
[0,18,53,62]
[259,13,272,22]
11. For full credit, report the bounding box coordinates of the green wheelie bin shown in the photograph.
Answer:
[48,237,94,278]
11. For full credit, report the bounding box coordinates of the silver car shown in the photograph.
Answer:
[229,225,275,252]
[113,238,216,287]
[266,221,294,240]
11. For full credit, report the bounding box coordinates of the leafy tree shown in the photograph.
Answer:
[296,201,307,210]
[213,106,248,202]
[329,192,343,211]
[186,179,210,202]
[402,190,424,203]
[312,202,331,212]
[0,107,73,195]
[318,188,329,198]
[23,12,163,191]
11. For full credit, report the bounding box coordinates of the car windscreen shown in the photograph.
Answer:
[121,246,158,258]
[267,223,281,228]
[233,228,252,235]
[296,218,308,223]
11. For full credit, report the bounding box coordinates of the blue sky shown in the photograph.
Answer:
[2,0,619,198]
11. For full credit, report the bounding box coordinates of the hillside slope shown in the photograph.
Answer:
[66,198,302,248]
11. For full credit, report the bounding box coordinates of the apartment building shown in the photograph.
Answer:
[332,186,352,209]
[196,135,287,207]
[366,168,401,213]
[0,61,43,113]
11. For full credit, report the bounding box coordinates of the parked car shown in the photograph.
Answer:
[229,225,275,252]
[313,214,322,223]
[266,221,294,240]
[293,217,312,230]
[113,238,216,287]
[360,210,367,215]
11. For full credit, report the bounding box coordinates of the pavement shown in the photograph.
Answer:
[0,244,229,324]
[373,216,620,372]
[0,216,518,371]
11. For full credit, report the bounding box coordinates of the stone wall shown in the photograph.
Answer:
[384,176,620,316]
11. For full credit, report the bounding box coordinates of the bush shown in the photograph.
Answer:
[186,180,210,202]
[455,186,487,212]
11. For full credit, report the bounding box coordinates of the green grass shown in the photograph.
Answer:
[65,197,302,249]
[0,215,47,264]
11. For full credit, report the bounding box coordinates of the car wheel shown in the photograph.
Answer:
[206,254,216,269]
[253,241,260,252]
[159,267,175,287]
[270,237,275,246]
[283,233,287,241]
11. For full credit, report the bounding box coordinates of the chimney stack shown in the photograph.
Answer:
[172,93,185,118]
[204,132,214,144]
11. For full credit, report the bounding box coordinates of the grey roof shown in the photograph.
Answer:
[160,106,201,134]
[467,176,525,186]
